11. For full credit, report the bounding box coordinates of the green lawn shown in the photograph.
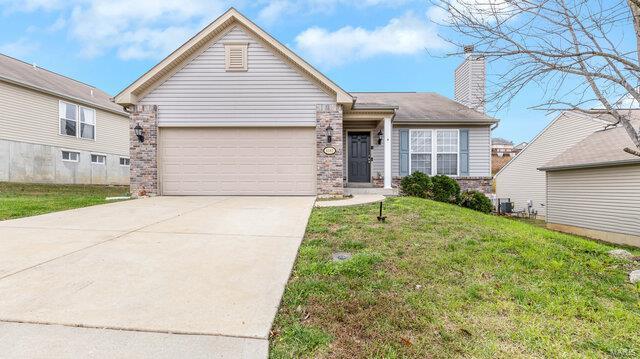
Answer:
[270,197,640,358]
[0,182,129,221]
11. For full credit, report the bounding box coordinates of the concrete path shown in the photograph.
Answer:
[315,194,386,207]
[0,196,315,358]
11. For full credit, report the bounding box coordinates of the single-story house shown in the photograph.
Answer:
[0,53,130,185]
[114,8,498,197]
[539,118,640,246]
[495,111,612,217]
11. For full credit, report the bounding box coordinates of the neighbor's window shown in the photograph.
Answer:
[436,130,459,175]
[61,150,79,162]
[59,101,78,137]
[91,154,106,164]
[79,107,96,140]
[410,130,432,175]
[119,157,130,166]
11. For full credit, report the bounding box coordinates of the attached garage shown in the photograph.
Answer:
[159,127,316,196]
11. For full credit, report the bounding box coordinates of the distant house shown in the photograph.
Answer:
[0,54,130,185]
[494,111,612,217]
[491,137,524,174]
[539,119,640,246]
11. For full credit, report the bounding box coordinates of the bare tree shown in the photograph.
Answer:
[430,0,640,155]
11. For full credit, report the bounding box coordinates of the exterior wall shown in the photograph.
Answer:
[316,105,343,197]
[0,138,129,185]
[130,106,158,197]
[0,80,129,156]
[495,112,607,217]
[392,124,492,177]
[546,164,640,246]
[457,177,492,193]
[454,55,485,112]
[139,26,334,127]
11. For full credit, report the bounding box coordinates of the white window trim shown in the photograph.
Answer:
[59,100,78,138]
[58,100,97,141]
[90,153,107,165]
[119,157,130,166]
[61,149,80,162]
[409,129,460,177]
[224,42,248,72]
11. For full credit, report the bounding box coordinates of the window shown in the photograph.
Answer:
[91,154,106,164]
[409,129,459,176]
[436,130,459,175]
[79,107,96,140]
[59,101,77,137]
[410,130,432,175]
[62,150,79,162]
[225,43,248,71]
[119,157,130,166]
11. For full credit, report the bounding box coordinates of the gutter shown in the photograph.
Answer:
[538,158,640,172]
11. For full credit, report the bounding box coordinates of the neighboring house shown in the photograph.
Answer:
[495,111,612,217]
[491,137,522,174]
[539,119,640,246]
[114,8,497,197]
[0,54,130,185]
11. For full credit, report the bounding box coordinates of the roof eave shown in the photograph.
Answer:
[539,159,640,172]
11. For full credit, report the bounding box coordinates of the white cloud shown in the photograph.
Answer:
[258,0,294,24]
[257,0,411,24]
[295,11,448,67]
[427,0,515,24]
[0,38,39,58]
[47,16,66,32]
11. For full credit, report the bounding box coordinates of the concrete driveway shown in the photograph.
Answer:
[0,196,315,358]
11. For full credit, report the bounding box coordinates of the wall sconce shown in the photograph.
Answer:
[134,123,144,143]
[377,130,383,145]
[325,125,333,143]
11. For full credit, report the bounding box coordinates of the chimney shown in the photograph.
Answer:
[454,45,486,112]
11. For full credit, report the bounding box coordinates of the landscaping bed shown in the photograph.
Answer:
[270,197,640,358]
[0,182,129,220]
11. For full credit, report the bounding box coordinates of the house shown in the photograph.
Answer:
[494,111,612,217]
[539,118,640,246]
[0,54,130,185]
[491,137,524,174]
[114,8,497,197]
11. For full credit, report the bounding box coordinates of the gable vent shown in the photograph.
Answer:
[225,43,248,72]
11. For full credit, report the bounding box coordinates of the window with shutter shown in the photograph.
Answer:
[225,43,248,71]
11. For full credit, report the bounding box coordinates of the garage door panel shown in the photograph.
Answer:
[160,127,316,195]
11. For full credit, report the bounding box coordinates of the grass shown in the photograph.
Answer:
[0,182,129,220]
[270,197,640,358]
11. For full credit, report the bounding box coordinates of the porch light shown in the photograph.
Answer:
[134,123,144,143]
[378,130,383,145]
[325,125,334,143]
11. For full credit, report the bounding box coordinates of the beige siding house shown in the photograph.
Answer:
[540,118,640,246]
[495,111,609,217]
[115,8,498,197]
[0,54,130,185]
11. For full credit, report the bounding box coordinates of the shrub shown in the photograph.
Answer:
[400,172,432,198]
[459,190,493,213]
[431,175,461,203]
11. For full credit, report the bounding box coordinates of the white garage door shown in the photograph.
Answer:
[159,127,316,196]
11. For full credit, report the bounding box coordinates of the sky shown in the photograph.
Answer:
[0,0,630,144]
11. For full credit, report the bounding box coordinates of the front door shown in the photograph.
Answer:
[348,132,371,182]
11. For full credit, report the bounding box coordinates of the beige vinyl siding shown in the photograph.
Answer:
[140,26,334,126]
[495,112,607,217]
[0,81,129,155]
[454,57,485,112]
[392,124,491,177]
[546,165,640,237]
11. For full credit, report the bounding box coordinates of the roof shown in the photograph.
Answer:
[0,53,125,115]
[540,119,640,171]
[350,92,498,124]
[492,137,514,145]
[115,8,352,106]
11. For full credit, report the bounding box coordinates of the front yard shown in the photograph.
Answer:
[0,182,129,220]
[270,197,640,358]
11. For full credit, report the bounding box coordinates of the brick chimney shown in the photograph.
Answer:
[454,45,486,113]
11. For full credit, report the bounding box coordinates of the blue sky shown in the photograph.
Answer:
[0,0,604,143]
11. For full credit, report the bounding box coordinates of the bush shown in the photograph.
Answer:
[459,190,493,213]
[431,175,461,203]
[400,172,432,198]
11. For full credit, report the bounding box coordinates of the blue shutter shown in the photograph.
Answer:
[399,129,410,176]
[459,129,469,176]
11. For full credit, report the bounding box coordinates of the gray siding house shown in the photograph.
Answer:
[540,117,640,247]
[0,54,130,185]
[114,8,497,197]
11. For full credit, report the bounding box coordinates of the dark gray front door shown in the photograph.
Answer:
[348,132,371,182]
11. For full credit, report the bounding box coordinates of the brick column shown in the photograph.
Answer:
[130,105,158,197]
[316,104,344,197]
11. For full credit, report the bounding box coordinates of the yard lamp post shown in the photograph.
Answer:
[325,125,333,143]
[134,124,144,143]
